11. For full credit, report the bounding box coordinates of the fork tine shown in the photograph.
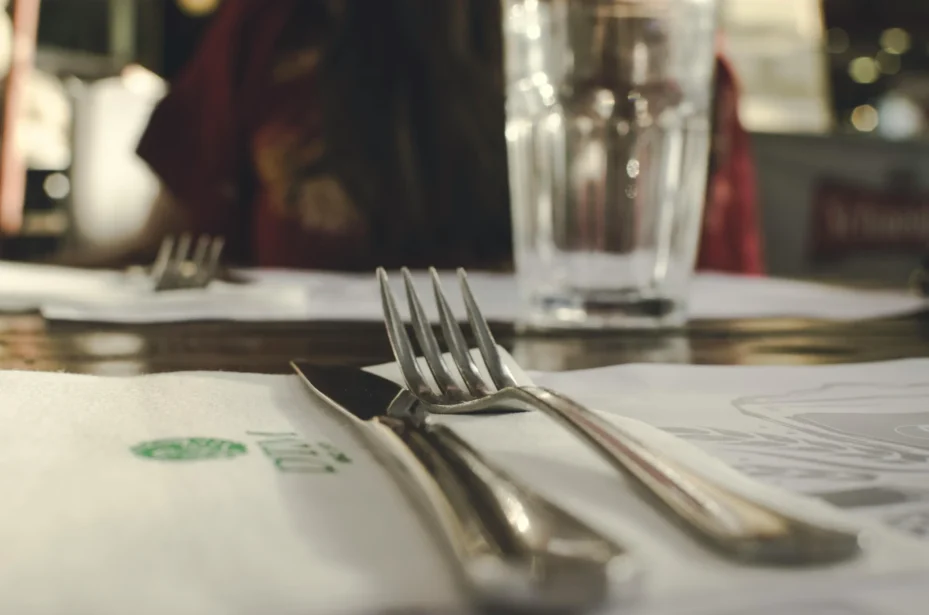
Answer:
[429,268,492,396]
[174,233,193,267]
[151,235,174,283]
[377,268,439,401]
[458,268,518,389]
[189,235,211,285]
[203,236,225,285]
[191,234,210,269]
[401,268,469,401]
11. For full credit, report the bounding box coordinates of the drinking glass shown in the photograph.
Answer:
[502,0,719,329]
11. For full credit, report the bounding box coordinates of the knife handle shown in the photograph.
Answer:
[514,386,861,565]
[373,417,633,612]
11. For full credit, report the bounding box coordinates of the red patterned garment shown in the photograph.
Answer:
[696,56,765,275]
[138,0,764,274]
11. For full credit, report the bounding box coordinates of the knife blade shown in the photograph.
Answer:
[290,361,639,613]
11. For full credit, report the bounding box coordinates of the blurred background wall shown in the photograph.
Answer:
[3,0,929,285]
[722,0,929,284]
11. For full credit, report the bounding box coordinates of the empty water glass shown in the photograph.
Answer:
[502,0,719,329]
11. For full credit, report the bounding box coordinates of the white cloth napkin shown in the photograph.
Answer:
[3,353,929,614]
[32,266,929,324]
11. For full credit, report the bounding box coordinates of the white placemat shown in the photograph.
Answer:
[3,354,929,614]
[34,267,929,324]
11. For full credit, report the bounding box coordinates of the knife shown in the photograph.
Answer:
[290,361,639,613]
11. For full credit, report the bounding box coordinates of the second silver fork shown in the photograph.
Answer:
[377,267,863,566]
[151,234,225,291]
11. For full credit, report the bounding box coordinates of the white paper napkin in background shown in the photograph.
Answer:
[35,267,929,324]
[230,269,929,323]
[0,257,912,324]
[3,354,929,614]
[0,261,312,323]
[0,261,122,312]
[690,273,929,321]
[39,280,311,323]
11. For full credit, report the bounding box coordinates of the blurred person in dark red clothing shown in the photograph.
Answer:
[105,0,764,274]
[698,56,764,275]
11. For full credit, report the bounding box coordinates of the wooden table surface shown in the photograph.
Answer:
[1,309,927,375]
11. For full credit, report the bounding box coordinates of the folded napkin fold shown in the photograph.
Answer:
[2,353,929,614]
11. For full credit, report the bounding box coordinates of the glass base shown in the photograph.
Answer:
[516,289,688,332]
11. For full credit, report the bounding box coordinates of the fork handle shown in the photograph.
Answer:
[514,386,861,564]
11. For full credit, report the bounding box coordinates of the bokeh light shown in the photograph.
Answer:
[877,94,925,140]
[848,57,880,84]
[42,173,70,200]
[880,28,911,55]
[850,104,880,132]
[176,0,220,17]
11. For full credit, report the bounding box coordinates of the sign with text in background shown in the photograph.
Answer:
[811,179,929,261]
[752,132,929,283]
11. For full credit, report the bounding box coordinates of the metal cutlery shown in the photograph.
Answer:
[291,362,638,613]
[151,234,225,291]
[376,266,863,566]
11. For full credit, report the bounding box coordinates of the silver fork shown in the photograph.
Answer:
[377,267,863,566]
[151,234,225,291]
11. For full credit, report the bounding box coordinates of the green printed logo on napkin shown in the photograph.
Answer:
[131,437,248,462]
[247,431,352,474]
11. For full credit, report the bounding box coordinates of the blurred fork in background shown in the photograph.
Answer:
[151,234,224,291]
